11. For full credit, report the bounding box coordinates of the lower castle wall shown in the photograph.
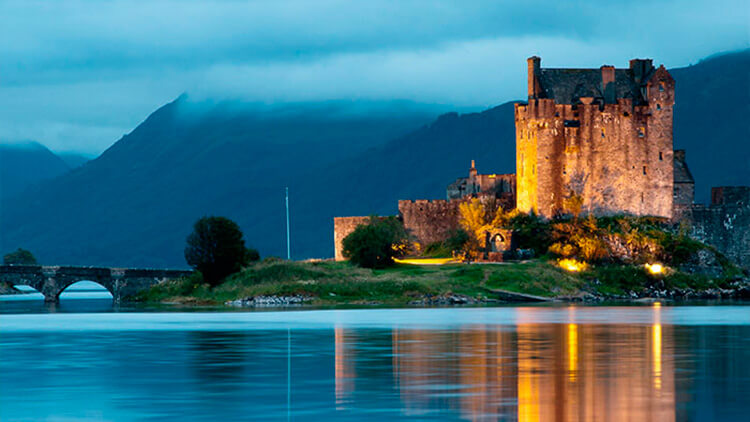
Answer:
[333,217,372,261]
[398,200,462,248]
[689,187,750,269]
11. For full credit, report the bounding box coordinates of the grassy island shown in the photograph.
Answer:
[136,212,748,306]
[136,257,746,306]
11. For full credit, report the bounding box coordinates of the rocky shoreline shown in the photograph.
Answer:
[221,278,750,307]
[225,295,312,307]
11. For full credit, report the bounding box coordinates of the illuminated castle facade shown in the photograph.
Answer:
[516,57,676,219]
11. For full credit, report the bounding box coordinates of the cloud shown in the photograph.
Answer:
[0,0,747,154]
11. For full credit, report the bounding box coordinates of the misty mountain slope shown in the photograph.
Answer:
[0,142,71,199]
[0,98,438,267]
[671,49,750,202]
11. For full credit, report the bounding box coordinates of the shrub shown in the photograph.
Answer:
[342,216,407,268]
[245,248,261,263]
[507,211,552,255]
[184,216,252,287]
[3,248,38,265]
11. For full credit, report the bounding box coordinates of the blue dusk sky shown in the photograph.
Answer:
[0,0,747,154]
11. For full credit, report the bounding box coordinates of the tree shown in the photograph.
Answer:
[3,248,38,265]
[342,216,408,269]
[184,216,250,286]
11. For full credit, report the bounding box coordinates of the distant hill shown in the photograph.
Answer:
[1,50,747,267]
[671,49,750,202]
[0,142,71,199]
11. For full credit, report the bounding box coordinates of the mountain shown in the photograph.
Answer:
[57,153,92,169]
[0,142,71,199]
[0,98,440,266]
[671,49,750,202]
[1,50,748,267]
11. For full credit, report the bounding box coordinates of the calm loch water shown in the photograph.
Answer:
[1,296,749,421]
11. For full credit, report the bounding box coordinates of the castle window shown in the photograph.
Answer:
[659,152,663,161]
[638,127,645,137]
[573,112,579,117]
[643,166,647,175]
[657,104,661,110]
[601,129,605,138]
[623,111,630,117]
[555,112,560,117]
[659,82,665,92]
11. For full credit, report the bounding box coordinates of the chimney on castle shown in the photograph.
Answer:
[601,65,615,103]
[629,58,654,84]
[527,56,542,99]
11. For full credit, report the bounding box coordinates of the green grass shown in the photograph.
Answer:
[135,257,742,306]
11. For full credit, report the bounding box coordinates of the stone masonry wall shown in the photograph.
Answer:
[398,200,462,248]
[691,187,750,269]
[333,216,372,261]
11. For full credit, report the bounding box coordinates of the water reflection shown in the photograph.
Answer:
[386,308,678,421]
[1,306,749,420]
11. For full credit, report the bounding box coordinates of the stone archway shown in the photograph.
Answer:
[55,279,116,302]
[491,233,506,252]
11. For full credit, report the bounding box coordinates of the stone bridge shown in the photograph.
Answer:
[0,265,192,303]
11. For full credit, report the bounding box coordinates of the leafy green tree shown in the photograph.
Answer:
[3,248,38,265]
[342,216,408,269]
[184,216,250,286]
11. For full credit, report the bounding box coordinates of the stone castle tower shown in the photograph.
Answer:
[515,56,675,218]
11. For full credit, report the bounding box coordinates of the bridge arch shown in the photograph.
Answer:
[57,280,115,301]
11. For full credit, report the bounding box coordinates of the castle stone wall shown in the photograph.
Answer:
[690,187,750,269]
[333,216,372,261]
[398,200,462,247]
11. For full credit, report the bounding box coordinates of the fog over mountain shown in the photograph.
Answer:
[0,50,747,267]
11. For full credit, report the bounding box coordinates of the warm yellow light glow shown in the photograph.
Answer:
[558,258,588,272]
[653,323,662,391]
[652,301,662,391]
[393,257,458,265]
[568,323,578,380]
[645,263,665,275]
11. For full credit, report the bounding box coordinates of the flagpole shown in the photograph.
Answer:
[286,187,291,260]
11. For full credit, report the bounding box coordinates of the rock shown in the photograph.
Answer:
[225,295,311,307]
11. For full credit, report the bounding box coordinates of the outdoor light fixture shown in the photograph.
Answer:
[558,258,587,272]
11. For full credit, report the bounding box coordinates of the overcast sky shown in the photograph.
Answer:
[1,0,747,155]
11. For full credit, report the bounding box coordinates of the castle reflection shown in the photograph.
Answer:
[334,305,677,421]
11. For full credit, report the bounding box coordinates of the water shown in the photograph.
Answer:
[1,294,749,421]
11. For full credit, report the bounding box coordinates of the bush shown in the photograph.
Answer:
[245,248,261,263]
[342,216,407,268]
[3,248,38,265]
[507,211,551,255]
[184,216,252,287]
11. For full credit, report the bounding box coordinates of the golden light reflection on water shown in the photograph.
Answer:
[335,306,678,421]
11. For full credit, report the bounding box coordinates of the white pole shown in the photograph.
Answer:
[286,187,291,260]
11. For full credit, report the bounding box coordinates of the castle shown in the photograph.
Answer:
[334,57,749,267]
